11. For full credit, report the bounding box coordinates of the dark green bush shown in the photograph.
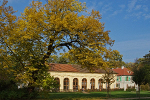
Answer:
[141,84,150,91]
[141,85,145,91]
[111,88,124,91]
[0,80,38,100]
[126,88,136,92]
[0,87,38,100]
[101,88,124,92]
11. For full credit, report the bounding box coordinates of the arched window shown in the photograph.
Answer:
[54,78,60,91]
[64,78,69,90]
[90,78,95,90]
[73,78,78,91]
[82,78,87,90]
[98,79,103,91]
[54,78,60,84]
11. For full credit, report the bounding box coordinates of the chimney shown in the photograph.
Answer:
[121,66,124,69]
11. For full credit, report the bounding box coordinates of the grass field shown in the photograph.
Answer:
[36,91,150,100]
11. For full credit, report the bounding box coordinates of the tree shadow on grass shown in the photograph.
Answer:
[38,92,107,99]
[110,91,150,98]
[37,91,150,100]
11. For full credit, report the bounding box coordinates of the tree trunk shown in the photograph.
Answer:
[107,82,110,97]
[139,85,140,99]
[28,83,35,93]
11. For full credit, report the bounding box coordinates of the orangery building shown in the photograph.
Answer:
[49,63,117,92]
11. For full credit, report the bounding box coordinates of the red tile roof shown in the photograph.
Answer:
[49,63,116,74]
[49,63,79,72]
[112,67,133,76]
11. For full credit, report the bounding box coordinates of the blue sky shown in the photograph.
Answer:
[6,0,150,63]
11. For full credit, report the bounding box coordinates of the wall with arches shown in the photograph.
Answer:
[49,71,117,92]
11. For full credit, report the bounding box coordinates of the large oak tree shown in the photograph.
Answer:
[0,0,119,90]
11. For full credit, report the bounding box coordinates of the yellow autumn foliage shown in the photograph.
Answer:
[0,0,123,88]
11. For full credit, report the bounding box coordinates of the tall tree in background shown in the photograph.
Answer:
[143,51,150,65]
[124,62,134,71]
[132,53,150,99]
[0,0,119,92]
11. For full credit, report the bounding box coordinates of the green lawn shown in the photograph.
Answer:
[36,91,150,100]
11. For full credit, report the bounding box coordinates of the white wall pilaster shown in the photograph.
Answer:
[78,77,82,90]
[95,78,98,89]
[87,77,90,89]
[69,77,73,90]
[60,76,64,90]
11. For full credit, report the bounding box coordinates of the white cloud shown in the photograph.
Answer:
[7,0,18,3]
[111,5,125,16]
[134,5,141,10]
[143,5,148,12]
[7,0,27,4]
[101,3,112,15]
[143,13,150,19]
[112,38,150,62]
[98,1,103,7]
[127,0,137,12]
[111,10,122,16]
[112,10,119,16]
[130,12,143,19]
[84,0,97,13]
[114,40,144,51]
[84,1,113,17]
[119,5,125,9]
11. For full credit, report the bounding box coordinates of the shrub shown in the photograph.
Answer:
[111,88,124,91]
[126,88,136,92]
[141,85,145,91]
[0,87,38,100]
[0,80,38,100]
[78,89,82,92]
[141,84,150,91]
[101,88,124,92]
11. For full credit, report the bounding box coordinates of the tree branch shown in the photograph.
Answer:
[6,45,24,68]
[55,39,79,48]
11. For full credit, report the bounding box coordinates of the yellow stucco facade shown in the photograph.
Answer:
[50,71,117,92]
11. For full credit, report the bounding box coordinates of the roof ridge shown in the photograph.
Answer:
[49,63,114,74]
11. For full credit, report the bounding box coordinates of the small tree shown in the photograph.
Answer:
[101,69,116,97]
[101,50,123,97]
